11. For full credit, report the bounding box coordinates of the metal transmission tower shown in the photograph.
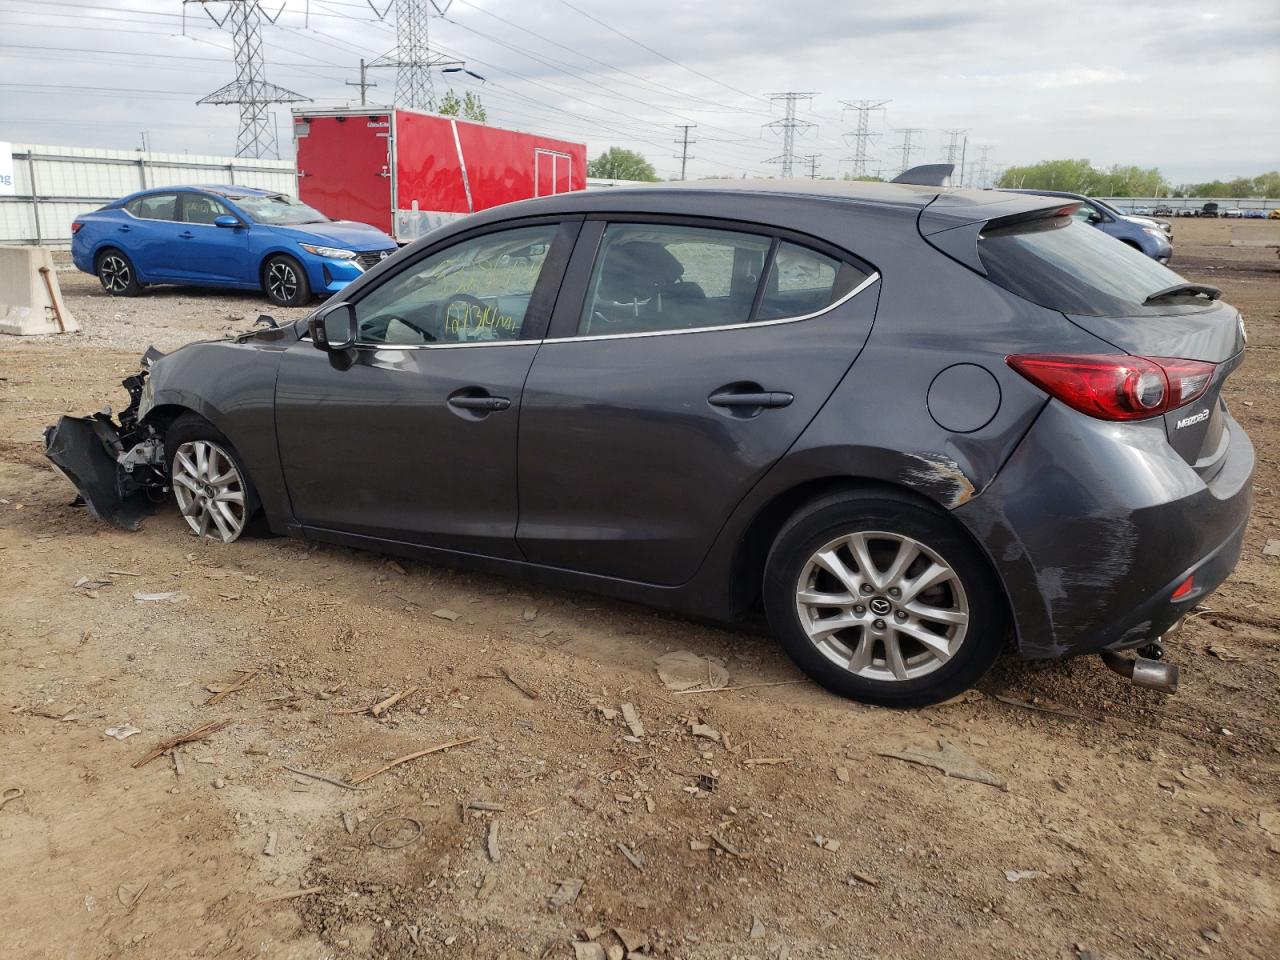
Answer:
[763,92,818,179]
[800,154,821,179]
[366,0,463,110]
[188,1,310,159]
[892,128,923,175]
[673,124,697,180]
[941,128,968,165]
[974,145,995,188]
[839,99,889,177]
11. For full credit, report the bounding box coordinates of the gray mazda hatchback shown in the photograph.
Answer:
[45,181,1253,707]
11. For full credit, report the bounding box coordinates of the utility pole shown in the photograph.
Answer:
[839,99,889,178]
[892,128,922,175]
[673,124,696,180]
[187,1,310,159]
[367,0,463,111]
[345,58,377,105]
[763,92,818,179]
[801,154,821,179]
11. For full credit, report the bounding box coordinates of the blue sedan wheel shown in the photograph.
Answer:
[263,254,311,307]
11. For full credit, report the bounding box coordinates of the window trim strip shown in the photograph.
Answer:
[546,271,880,344]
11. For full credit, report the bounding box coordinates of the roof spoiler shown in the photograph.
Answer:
[891,163,954,187]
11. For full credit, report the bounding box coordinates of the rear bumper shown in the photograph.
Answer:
[955,402,1254,659]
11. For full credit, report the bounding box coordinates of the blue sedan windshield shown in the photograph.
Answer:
[232,194,329,226]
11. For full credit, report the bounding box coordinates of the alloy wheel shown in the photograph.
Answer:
[267,261,298,303]
[100,255,130,293]
[794,531,969,682]
[171,440,248,543]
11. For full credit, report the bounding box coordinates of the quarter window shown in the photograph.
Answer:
[126,193,179,221]
[353,225,558,346]
[756,242,868,321]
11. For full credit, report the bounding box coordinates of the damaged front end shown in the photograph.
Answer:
[44,346,169,530]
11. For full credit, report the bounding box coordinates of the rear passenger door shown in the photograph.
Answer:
[121,193,186,280]
[516,218,881,585]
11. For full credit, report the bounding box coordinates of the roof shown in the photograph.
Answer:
[129,184,281,199]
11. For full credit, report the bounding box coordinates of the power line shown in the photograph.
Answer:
[839,99,889,178]
[763,92,817,179]
[673,124,696,180]
[366,0,461,109]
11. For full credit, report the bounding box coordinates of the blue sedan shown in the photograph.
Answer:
[71,186,398,306]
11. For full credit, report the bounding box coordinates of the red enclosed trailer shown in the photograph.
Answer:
[293,106,587,244]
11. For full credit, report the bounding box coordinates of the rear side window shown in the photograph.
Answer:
[578,224,872,336]
[126,193,178,221]
[979,216,1202,317]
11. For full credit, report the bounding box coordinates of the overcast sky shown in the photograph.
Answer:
[2,0,1277,184]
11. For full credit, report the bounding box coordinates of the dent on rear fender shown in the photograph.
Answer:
[900,453,976,509]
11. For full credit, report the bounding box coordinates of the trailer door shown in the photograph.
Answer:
[295,114,393,235]
[535,149,573,197]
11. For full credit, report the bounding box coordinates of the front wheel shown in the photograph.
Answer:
[262,254,311,307]
[763,491,1007,707]
[165,415,260,543]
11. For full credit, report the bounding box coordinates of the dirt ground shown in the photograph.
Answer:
[1,219,1277,960]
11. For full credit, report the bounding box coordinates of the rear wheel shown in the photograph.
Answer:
[165,414,259,543]
[96,248,142,297]
[262,254,311,307]
[763,490,1006,707]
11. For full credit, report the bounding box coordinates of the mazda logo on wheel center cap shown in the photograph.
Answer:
[869,597,892,616]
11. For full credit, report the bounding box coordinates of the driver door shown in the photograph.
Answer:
[273,218,578,556]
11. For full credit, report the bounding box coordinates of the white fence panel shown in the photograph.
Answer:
[0,143,297,247]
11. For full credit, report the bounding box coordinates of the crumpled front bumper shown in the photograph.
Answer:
[43,347,167,530]
[44,415,157,530]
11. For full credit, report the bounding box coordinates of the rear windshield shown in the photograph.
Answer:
[978,215,1208,317]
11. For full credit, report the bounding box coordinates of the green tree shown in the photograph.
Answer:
[997,159,1169,196]
[436,89,487,123]
[1176,171,1280,197]
[587,147,660,182]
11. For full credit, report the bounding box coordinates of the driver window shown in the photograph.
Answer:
[353,225,558,346]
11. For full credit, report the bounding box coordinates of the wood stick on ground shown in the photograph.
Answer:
[346,736,482,785]
[282,765,373,791]
[675,679,810,695]
[370,686,418,717]
[259,886,324,903]
[206,669,260,706]
[132,719,232,768]
[499,666,539,700]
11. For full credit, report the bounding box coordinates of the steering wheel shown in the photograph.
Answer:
[440,293,498,340]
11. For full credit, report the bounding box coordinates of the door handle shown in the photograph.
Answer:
[117,225,131,232]
[178,231,195,239]
[449,396,510,411]
[708,389,794,409]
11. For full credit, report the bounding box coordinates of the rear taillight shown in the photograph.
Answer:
[1006,354,1215,422]
[71,221,84,234]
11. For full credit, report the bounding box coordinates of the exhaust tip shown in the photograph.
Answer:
[1101,650,1179,694]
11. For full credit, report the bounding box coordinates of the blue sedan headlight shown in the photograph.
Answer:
[299,242,356,260]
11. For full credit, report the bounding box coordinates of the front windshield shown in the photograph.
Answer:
[232,193,329,226]
[979,215,1204,317]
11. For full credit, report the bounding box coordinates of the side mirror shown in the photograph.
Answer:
[309,302,357,352]
[214,214,241,228]
[1086,211,1104,224]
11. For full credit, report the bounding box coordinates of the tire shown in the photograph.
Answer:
[96,248,142,297]
[164,413,261,544]
[262,254,311,307]
[763,490,1007,708]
